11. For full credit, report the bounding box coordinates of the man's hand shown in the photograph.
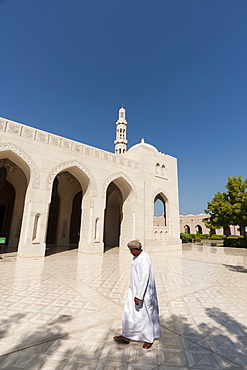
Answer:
[134,297,140,305]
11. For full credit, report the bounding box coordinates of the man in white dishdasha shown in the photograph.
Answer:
[114,239,161,349]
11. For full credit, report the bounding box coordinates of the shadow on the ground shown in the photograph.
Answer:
[0,314,73,369]
[1,307,247,368]
[0,245,18,257]
[0,313,26,339]
[45,244,78,256]
[223,263,247,273]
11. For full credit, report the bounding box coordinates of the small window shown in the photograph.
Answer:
[94,218,99,240]
[161,165,166,176]
[32,213,41,243]
[156,163,160,175]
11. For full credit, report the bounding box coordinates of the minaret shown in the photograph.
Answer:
[114,106,128,154]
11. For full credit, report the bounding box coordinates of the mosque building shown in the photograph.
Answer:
[0,107,181,257]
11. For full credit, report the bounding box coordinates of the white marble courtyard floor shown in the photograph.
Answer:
[1,244,247,369]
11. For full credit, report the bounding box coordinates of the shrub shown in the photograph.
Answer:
[195,237,201,242]
[180,233,192,243]
[209,234,222,240]
[200,234,210,239]
[223,238,247,248]
[180,233,197,243]
[226,235,244,239]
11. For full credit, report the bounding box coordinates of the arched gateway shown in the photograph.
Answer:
[103,176,134,252]
[0,154,29,251]
[0,108,181,256]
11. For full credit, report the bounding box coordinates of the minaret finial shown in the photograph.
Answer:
[122,102,124,108]
[114,106,128,155]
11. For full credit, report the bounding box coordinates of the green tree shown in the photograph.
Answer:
[203,176,247,237]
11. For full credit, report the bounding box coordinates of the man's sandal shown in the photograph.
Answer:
[113,335,130,344]
[143,342,153,349]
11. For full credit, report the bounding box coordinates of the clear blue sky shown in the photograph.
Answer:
[1,0,247,215]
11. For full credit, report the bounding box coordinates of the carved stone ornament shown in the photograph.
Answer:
[0,143,40,188]
[85,147,91,155]
[72,143,81,152]
[37,132,48,143]
[61,140,71,150]
[49,136,60,146]
[7,123,21,135]
[46,160,97,196]
[0,120,7,131]
[23,128,35,139]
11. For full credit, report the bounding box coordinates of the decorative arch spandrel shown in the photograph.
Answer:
[0,142,40,188]
[46,160,97,196]
[102,172,137,201]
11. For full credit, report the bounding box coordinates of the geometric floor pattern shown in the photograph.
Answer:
[1,244,247,369]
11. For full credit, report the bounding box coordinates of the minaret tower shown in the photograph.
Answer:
[114,106,128,154]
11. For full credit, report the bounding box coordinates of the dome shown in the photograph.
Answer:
[128,138,158,153]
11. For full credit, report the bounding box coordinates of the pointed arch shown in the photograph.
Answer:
[152,189,169,227]
[102,172,137,200]
[195,224,203,234]
[46,160,97,196]
[184,225,190,233]
[0,181,15,245]
[152,189,169,204]
[103,172,137,252]
[0,143,40,188]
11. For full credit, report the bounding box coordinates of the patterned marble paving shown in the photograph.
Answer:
[0,244,247,369]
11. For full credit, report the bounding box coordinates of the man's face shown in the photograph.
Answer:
[129,248,142,257]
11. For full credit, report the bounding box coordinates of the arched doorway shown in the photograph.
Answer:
[69,191,82,244]
[0,157,28,252]
[195,224,202,234]
[0,181,15,245]
[103,176,134,252]
[46,171,82,254]
[103,182,123,251]
[184,225,190,233]
[46,178,60,245]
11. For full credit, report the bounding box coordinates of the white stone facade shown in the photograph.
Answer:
[0,108,181,257]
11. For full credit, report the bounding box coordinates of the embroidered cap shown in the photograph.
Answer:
[127,240,142,250]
